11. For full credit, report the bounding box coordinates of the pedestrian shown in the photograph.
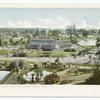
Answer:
[31,74,35,83]
[16,68,19,74]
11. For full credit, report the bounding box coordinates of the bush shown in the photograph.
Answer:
[8,60,19,70]
[45,61,65,71]
[44,73,60,84]
[86,70,100,84]
[96,51,100,55]
[8,60,25,70]
[19,60,25,69]
[12,52,27,57]
[64,48,76,52]
[33,64,39,69]
[39,51,51,57]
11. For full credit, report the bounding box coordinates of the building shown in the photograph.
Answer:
[58,41,73,50]
[28,39,59,51]
[27,39,74,51]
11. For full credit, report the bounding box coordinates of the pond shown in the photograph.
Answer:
[0,71,10,80]
[23,70,52,81]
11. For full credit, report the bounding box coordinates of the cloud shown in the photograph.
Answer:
[0,17,72,29]
[0,21,33,28]
[7,21,33,28]
[35,17,72,29]
[96,22,100,29]
[75,20,89,29]
[0,17,99,29]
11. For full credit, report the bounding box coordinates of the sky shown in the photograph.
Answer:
[0,8,100,29]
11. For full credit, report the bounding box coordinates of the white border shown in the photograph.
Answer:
[0,3,100,8]
[0,0,100,3]
[0,85,100,97]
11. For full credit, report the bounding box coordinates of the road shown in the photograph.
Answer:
[0,56,90,64]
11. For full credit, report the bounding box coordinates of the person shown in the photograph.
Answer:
[16,68,19,74]
[89,55,92,63]
[31,74,35,83]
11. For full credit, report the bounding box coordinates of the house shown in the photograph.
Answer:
[28,39,59,51]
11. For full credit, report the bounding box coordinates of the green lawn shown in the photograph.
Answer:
[26,50,73,57]
[0,49,17,55]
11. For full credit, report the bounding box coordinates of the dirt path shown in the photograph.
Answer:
[3,72,18,84]
[57,69,92,85]
[67,73,92,84]
[0,56,90,64]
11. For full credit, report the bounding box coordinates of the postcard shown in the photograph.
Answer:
[0,3,99,97]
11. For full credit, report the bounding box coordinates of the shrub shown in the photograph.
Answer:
[33,64,39,69]
[19,60,25,69]
[45,62,65,71]
[8,60,25,70]
[86,70,100,84]
[64,48,76,52]
[8,60,19,70]
[12,52,27,57]
[39,51,51,57]
[44,73,60,84]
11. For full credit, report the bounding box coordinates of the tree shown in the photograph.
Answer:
[50,30,60,40]
[33,29,40,37]
[35,69,43,82]
[0,38,2,46]
[86,70,100,84]
[9,38,14,45]
[27,33,33,44]
[97,29,100,36]
[8,60,19,70]
[8,60,25,70]
[33,63,43,82]
[82,30,89,38]
[19,60,25,69]
[70,37,78,45]
[40,29,46,37]
[95,37,100,69]
[96,37,100,48]
[3,40,9,46]
[66,24,76,37]
[86,37,100,84]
